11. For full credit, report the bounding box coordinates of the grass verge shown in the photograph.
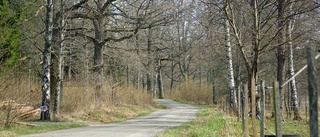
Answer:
[0,123,85,137]
[157,107,242,137]
[157,106,310,137]
[0,104,159,137]
[0,101,161,137]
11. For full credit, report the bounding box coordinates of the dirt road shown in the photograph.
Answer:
[20,99,199,137]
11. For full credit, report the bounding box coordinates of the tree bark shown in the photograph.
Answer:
[157,60,163,99]
[41,0,53,121]
[93,42,104,101]
[243,83,249,137]
[51,27,59,117]
[93,15,106,102]
[286,7,301,120]
[170,54,174,92]
[51,0,65,118]
[146,27,153,94]
[225,17,236,108]
[277,0,286,110]
[250,1,259,136]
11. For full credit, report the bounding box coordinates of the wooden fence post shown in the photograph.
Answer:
[260,80,265,137]
[273,81,282,136]
[307,47,318,137]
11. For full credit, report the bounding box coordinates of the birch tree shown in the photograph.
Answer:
[225,15,236,108]
[41,0,53,120]
[287,22,300,120]
[223,0,276,135]
[287,0,301,120]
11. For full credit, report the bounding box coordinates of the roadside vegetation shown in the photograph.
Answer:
[163,80,311,137]
[157,107,310,137]
[0,77,161,137]
[157,108,242,137]
[0,123,85,137]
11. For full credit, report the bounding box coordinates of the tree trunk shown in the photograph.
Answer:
[146,27,153,94]
[126,65,129,86]
[68,48,72,81]
[41,0,53,121]
[157,60,163,99]
[93,17,105,102]
[277,0,286,111]
[93,43,104,101]
[243,83,249,137]
[250,75,257,137]
[51,0,65,118]
[51,27,59,117]
[251,1,259,136]
[225,18,236,108]
[287,12,301,120]
[170,54,174,92]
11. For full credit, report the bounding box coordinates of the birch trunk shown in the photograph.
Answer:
[225,18,236,108]
[287,3,301,119]
[41,0,53,120]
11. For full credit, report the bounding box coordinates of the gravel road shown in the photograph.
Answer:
[20,99,199,137]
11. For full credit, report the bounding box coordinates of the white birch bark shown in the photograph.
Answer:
[41,0,53,120]
[225,18,237,108]
[287,1,301,120]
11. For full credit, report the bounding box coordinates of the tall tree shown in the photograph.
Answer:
[68,0,173,101]
[51,0,65,118]
[146,27,154,94]
[286,0,301,120]
[224,14,236,108]
[222,0,277,135]
[41,0,53,120]
[277,0,286,111]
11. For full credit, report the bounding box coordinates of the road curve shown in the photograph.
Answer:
[20,99,199,137]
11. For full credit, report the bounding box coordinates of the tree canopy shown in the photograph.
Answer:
[0,0,25,72]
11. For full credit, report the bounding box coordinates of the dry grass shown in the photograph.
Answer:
[0,75,159,129]
[167,80,213,105]
[58,83,158,123]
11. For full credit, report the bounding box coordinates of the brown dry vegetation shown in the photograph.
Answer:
[167,80,213,105]
[58,83,159,123]
[0,75,160,129]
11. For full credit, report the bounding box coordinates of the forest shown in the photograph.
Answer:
[0,0,320,136]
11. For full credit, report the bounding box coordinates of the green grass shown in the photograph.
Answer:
[157,107,311,137]
[263,119,309,136]
[0,123,86,137]
[157,108,242,137]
